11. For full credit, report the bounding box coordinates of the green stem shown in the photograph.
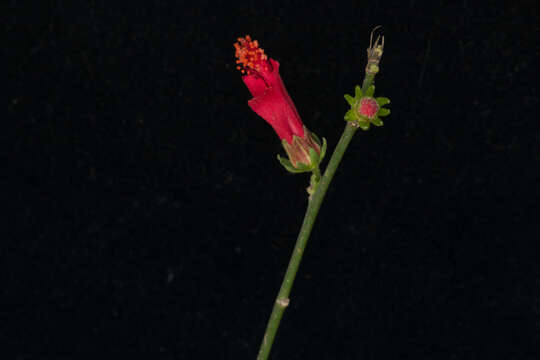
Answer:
[256,123,358,360]
[362,73,375,92]
[256,32,382,359]
[313,166,321,182]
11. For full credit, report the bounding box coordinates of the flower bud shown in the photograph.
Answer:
[344,85,390,130]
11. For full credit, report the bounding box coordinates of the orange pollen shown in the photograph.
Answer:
[234,35,269,74]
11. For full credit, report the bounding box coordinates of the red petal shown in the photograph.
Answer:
[243,59,304,144]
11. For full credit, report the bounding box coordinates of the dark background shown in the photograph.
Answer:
[3,0,540,358]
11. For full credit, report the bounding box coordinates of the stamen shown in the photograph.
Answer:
[234,35,269,75]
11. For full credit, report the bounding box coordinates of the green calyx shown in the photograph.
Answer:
[277,136,327,174]
[278,132,326,195]
[344,85,390,130]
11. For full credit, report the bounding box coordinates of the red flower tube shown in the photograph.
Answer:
[234,35,323,170]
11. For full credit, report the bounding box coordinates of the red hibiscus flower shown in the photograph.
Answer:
[235,35,323,170]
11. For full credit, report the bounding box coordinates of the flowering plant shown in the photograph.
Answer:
[234,36,326,175]
[234,30,389,360]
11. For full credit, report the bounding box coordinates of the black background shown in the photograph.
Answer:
[4,0,540,358]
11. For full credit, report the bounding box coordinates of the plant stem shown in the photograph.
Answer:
[256,29,383,359]
[256,123,358,360]
[362,73,375,92]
